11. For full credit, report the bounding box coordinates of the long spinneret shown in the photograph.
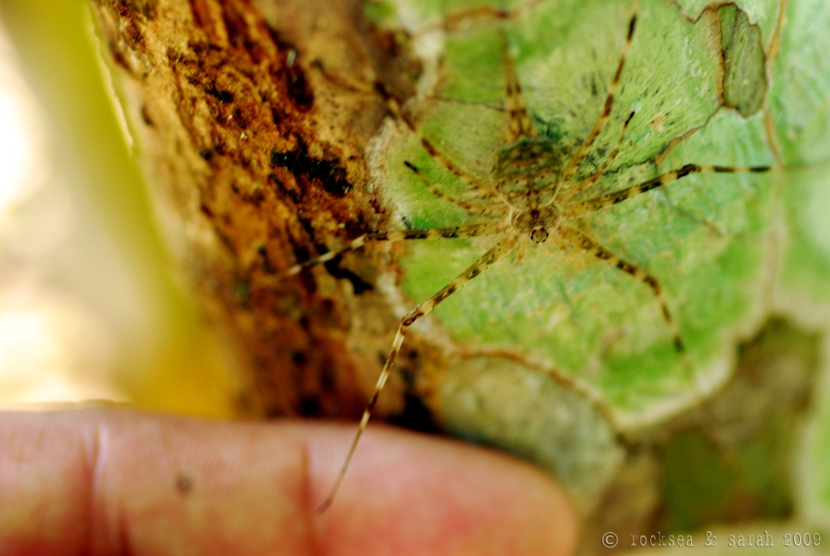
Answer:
[265,0,777,511]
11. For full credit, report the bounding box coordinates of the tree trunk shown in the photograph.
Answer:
[89,0,427,420]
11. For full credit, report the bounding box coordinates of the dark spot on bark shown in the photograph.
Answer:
[388,394,438,433]
[140,0,156,20]
[187,0,210,28]
[108,40,132,73]
[265,27,314,111]
[324,259,374,295]
[233,107,248,129]
[300,396,321,416]
[269,142,353,196]
[291,351,307,365]
[220,3,249,47]
[271,172,300,204]
[199,203,214,217]
[284,68,313,111]
[291,245,311,266]
[230,182,264,206]
[140,105,153,126]
[212,140,228,157]
[257,245,275,273]
[199,148,214,161]
[122,19,144,48]
[204,85,234,103]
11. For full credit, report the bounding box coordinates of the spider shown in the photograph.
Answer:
[264,0,777,510]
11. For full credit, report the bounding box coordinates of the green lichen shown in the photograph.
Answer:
[367,0,830,536]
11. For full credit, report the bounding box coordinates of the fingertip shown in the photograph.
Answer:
[308,424,579,556]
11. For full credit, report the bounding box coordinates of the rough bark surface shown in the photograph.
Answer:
[90,0,430,419]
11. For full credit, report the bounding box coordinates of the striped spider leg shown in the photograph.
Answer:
[269,0,779,511]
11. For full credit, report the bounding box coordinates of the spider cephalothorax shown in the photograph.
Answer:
[510,206,559,242]
[493,136,564,209]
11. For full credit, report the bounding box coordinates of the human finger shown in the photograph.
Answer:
[0,408,578,556]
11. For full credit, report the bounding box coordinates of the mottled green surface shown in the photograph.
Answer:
[440,356,623,511]
[768,0,830,526]
[719,4,767,116]
[773,1,830,306]
[377,0,783,414]
[366,0,830,537]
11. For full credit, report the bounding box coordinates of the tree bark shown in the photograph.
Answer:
[89,0,427,420]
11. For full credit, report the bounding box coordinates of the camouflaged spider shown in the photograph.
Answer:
[265,0,776,510]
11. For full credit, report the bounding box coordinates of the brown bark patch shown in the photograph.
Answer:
[90,0,424,418]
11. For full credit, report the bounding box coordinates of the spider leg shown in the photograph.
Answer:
[561,0,640,184]
[562,110,635,202]
[256,222,506,286]
[318,234,520,512]
[376,84,505,202]
[564,163,774,218]
[515,236,529,263]
[555,225,685,354]
[313,66,503,203]
[404,161,502,214]
[500,31,537,141]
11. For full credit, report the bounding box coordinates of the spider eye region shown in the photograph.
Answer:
[511,206,560,243]
[530,227,550,244]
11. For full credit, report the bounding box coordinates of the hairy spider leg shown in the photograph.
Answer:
[256,222,506,287]
[404,161,501,214]
[318,234,519,512]
[560,0,640,184]
[377,84,505,202]
[500,30,537,141]
[555,163,774,369]
[563,110,636,202]
[564,163,774,219]
[556,225,685,352]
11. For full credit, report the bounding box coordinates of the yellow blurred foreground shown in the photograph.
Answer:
[0,0,239,417]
